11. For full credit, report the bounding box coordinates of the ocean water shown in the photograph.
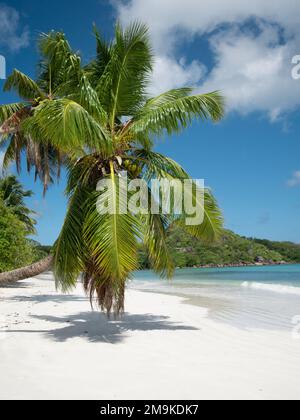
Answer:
[130,265,300,331]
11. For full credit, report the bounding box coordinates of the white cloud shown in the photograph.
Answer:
[114,0,300,119]
[287,171,300,187]
[116,0,300,52]
[199,23,300,118]
[0,4,29,52]
[149,56,206,96]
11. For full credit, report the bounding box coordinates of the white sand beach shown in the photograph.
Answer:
[1,274,300,400]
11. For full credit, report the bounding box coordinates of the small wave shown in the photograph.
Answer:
[242,281,300,296]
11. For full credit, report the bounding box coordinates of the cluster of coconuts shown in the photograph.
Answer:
[123,158,142,178]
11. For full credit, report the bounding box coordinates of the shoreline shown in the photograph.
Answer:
[174,261,294,269]
[1,274,300,400]
[139,262,300,272]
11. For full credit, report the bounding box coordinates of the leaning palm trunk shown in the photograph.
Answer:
[0,255,53,285]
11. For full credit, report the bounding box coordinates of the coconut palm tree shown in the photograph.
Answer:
[0,32,75,195]
[0,23,224,314]
[0,175,36,234]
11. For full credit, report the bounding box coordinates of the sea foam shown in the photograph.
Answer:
[242,281,300,296]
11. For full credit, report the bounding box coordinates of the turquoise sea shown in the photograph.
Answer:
[131,265,300,331]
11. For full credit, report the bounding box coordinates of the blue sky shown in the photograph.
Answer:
[0,0,300,244]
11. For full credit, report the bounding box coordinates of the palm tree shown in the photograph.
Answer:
[0,175,36,234]
[0,23,225,314]
[0,32,71,195]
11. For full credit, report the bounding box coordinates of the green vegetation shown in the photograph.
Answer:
[0,177,50,273]
[0,175,37,234]
[0,23,224,314]
[0,195,35,272]
[28,240,52,261]
[251,238,300,263]
[139,226,297,269]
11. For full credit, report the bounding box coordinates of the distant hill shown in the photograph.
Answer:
[138,226,299,269]
[36,230,300,270]
[250,238,300,263]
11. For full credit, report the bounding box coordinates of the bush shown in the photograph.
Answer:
[0,198,37,273]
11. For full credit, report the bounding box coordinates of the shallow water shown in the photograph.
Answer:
[131,265,300,331]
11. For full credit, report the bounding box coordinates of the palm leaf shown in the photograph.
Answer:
[65,74,108,125]
[65,154,100,195]
[37,31,75,95]
[138,150,223,242]
[0,105,32,138]
[53,186,87,292]
[22,99,112,154]
[130,90,225,137]
[0,103,26,125]
[142,211,174,278]
[96,22,153,124]
[4,70,44,100]
[178,187,223,243]
[84,26,113,87]
[134,149,189,181]
[1,133,25,173]
[83,164,140,280]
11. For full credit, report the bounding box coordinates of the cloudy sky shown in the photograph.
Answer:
[117,0,300,119]
[0,0,300,244]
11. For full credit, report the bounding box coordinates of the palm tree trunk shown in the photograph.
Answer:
[0,255,53,285]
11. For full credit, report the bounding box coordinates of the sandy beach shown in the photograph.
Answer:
[1,274,300,400]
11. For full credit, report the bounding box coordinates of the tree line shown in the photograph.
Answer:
[0,176,48,272]
[138,226,299,269]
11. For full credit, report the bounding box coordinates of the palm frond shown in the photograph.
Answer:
[130,90,225,137]
[177,187,224,243]
[65,74,108,125]
[134,149,189,181]
[65,154,100,195]
[22,99,112,154]
[0,105,32,137]
[39,31,73,62]
[1,133,25,173]
[94,25,112,63]
[136,150,223,242]
[2,130,65,195]
[4,70,44,100]
[96,21,153,124]
[142,211,174,278]
[83,164,141,313]
[53,186,87,292]
[38,31,75,94]
[84,25,112,86]
[0,103,26,125]
[1,137,16,170]
[84,168,140,279]
[35,143,64,196]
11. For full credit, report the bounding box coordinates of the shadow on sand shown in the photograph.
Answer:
[8,294,87,304]
[0,281,35,289]
[8,311,199,344]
